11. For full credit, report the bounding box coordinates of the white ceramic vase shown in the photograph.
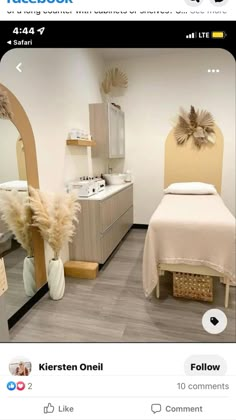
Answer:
[48,258,65,300]
[23,256,36,297]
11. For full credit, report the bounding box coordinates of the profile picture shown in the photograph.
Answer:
[9,357,32,376]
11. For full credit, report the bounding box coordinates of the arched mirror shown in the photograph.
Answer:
[0,83,46,324]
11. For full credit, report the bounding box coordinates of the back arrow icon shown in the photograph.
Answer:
[16,63,22,73]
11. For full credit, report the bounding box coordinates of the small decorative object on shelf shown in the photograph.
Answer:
[67,129,95,146]
[68,128,91,140]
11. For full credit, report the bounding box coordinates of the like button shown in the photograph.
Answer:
[44,403,55,414]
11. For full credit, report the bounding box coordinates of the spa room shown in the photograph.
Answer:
[0,48,235,343]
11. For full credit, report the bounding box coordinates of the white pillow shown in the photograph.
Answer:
[164,182,217,195]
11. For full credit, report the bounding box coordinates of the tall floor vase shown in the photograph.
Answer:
[48,258,65,300]
[23,256,36,297]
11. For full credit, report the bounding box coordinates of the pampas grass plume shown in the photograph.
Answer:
[0,190,33,256]
[29,187,81,259]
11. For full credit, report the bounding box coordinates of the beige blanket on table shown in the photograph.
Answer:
[143,194,236,297]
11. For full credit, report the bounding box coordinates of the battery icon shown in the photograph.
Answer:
[211,31,226,39]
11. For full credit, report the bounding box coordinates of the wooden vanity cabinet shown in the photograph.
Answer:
[69,185,133,264]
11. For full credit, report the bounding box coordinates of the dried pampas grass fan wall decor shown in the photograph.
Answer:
[174,106,216,149]
[101,67,128,96]
[0,89,13,120]
[29,187,81,300]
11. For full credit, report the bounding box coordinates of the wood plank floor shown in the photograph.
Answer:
[10,229,236,343]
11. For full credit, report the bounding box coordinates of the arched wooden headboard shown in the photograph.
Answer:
[0,83,46,288]
[164,125,224,193]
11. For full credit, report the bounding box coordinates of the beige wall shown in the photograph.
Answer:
[0,119,19,183]
[105,49,235,221]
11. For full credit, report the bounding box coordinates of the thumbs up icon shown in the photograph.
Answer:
[44,403,55,414]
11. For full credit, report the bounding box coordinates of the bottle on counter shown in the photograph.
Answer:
[124,170,132,182]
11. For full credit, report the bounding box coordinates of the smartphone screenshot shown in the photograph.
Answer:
[0,1,235,419]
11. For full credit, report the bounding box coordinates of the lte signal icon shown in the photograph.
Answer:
[186,32,197,39]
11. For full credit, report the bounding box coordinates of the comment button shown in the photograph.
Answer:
[151,404,162,413]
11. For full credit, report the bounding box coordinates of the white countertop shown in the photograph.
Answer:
[78,182,133,201]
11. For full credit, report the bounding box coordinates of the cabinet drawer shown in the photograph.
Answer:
[100,186,133,232]
[100,206,133,263]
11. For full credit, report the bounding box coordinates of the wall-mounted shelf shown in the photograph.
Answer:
[66,139,96,147]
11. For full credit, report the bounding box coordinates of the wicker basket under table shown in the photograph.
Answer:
[173,272,213,302]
